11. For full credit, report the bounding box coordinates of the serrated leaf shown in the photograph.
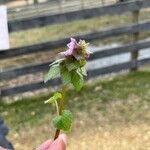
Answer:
[71,70,84,91]
[45,92,62,104]
[61,67,71,85]
[53,110,73,131]
[44,64,60,83]
[65,59,80,71]
[80,67,87,76]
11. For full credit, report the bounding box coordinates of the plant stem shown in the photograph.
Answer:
[54,100,59,116]
[54,85,67,140]
[54,129,60,140]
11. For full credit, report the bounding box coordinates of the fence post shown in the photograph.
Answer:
[81,0,85,9]
[34,0,38,4]
[130,10,140,71]
[58,0,63,13]
[101,0,105,6]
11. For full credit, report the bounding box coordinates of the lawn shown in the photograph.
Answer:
[0,70,150,150]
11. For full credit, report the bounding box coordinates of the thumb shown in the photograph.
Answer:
[36,139,53,150]
[48,134,67,150]
[0,147,7,150]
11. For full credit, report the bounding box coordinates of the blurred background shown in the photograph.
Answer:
[0,0,150,150]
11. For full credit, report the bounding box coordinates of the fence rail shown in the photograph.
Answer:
[1,20,150,59]
[1,0,150,97]
[1,58,150,97]
[1,40,150,80]
[8,0,150,32]
[8,0,114,21]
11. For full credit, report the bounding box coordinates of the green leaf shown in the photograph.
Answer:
[79,59,87,67]
[71,70,84,91]
[54,92,62,99]
[52,116,62,129]
[49,58,64,66]
[44,64,60,83]
[61,66,71,85]
[53,110,73,131]
[80,67,87,76]
[45,92,62,104]
[65,59,80,71]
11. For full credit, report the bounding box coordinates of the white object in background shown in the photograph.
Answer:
[0,6,9,50]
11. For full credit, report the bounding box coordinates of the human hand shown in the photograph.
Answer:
[36,134,67,150]
[0,146,6,150]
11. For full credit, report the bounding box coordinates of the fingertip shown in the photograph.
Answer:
[49,134,67,150]
[59,134,67,146]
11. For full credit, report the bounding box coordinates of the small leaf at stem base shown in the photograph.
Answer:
[45,92,62,104]
[53,110,73,131]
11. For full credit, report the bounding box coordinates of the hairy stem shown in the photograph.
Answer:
[55,100,59,116]
[54,129,60,140]
[54,85,67,140]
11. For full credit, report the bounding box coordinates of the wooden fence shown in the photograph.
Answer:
[0,0,150,97]
[8,0,150,32]
[7,0,116,20]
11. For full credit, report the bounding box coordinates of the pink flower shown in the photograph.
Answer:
[60,38,77,56]
[60,38,92,60]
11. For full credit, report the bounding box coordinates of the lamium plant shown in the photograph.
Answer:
[44,38,91,140]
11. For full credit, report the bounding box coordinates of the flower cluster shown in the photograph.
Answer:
[60,38,91,60]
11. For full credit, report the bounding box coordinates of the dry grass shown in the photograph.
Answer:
[7,100,150,150]
[68,124,150,150]
[8,121,150,150]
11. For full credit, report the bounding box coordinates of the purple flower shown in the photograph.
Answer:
[60,38,77,56]
[60,38,92,60]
